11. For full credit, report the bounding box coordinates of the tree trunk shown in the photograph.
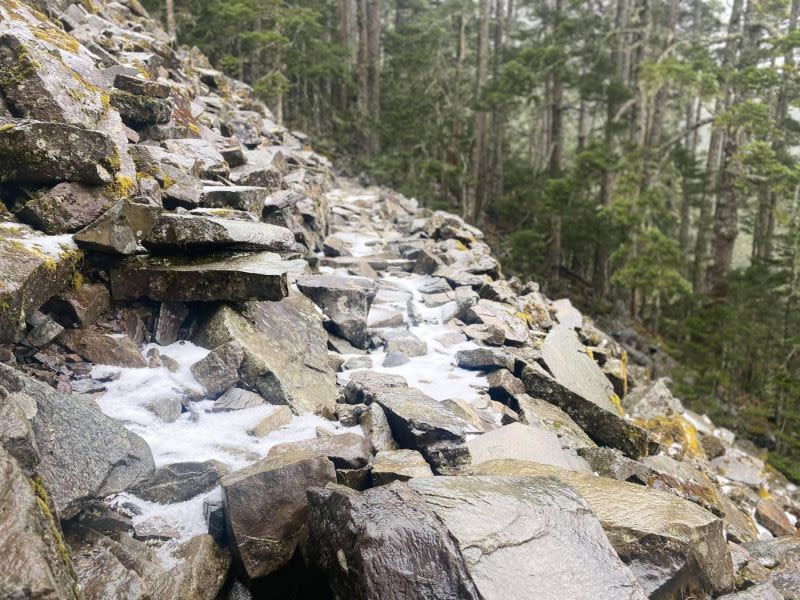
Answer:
[365,0,381,155]
[546,0,564,278]
[468,0,490,223]
[708,134,739,293]
[166,0,176,42]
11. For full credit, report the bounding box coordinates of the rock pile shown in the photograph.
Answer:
[0,0,799,599]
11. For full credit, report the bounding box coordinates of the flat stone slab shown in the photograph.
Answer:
[110,252,289,302]
[467,422,574,469]
[201,186,268,213]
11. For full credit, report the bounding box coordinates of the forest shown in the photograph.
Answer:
[143,0,800,481]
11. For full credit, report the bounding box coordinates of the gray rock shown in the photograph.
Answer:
[145,396,182,423]
[467,422,574,469]
[157,164,203,209]
[718,583,783,600]
[110,89,172,126]
[463,299,529,345]
[61,328,147,368]
[201,185,267,213]
[0,119,119,185]
[113,73,171,98]
[383,350,410,367]
[0,446,81,600]
[383,329,428,356]
[248,405,292,437]
[322,235,351,257]
[213,387,265,412]
[18,183,114,234]
[268,432,373,469]
[221,452,336,581]
[130,461,230,504]
[150,534,230,600]
[344,371,408,405]
[229,164,285,189]
[74,200,162,255]
[473,460,735,598]
[624,378,684,420]
[303,482,482,600]
[26,313,64,347]
[154,301,189,345]
[0,391,39,471]
[44,283,110,328]
[359,402,399,452]
[711,450,767,489]
[371,449,433,485]
[408,476,648,600]
[190,341,244,396]
[455,347,514,371]
[143,213,296,253]
[110,252,289,302]
[162,139,228,178]
[486,369,525,402]
[578,447,650,483]
[0,363,154,519]
[194,293,337,417]
[296,274,379,349]
[342,355,373,370]
[463,323,506,346]
[375,386,470,474]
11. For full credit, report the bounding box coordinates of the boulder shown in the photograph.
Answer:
[296,275,379,349]
[269,432,372,470]
[382,330,428,357]
[190,341,244,396]
[0,363,154,519]
[110,252,289,302]
[194,293,337,417]
[26,311,64,347]
[0,230,82,343]
[383,350,410,367]
[371,449,433,485]
[43,283,110,328]
[463,299,529,345]
[343,371,408,405]
[154,301,189,345]
[718,583,783,599]
[17,183,113,234]
[129,460,230,503]
[74,200,161,255]
[61,328,147,368]
[374,386,471,473]
[711,450,767,489]
[755,498,796,537]
[486,369,525,402]
[157,164,203,209]
[221,452,336,581]
[359,402,399,452]
[143,213,296,253]
[466,422,574,469]
[473,460,735,598]
[0,446,81,600]
[213,387,265,412]
[406,476,648,600]
[455,347,514,371]
[201,185,267,213]
[248,405,292,437]
[109,89,172,126]
[162,139,228,177]
[0,391,39,471]
[150,534,230,600]
[624,378,684,420]
[303,482,484,600]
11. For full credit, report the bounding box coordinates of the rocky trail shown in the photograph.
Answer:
[0,0,799,599]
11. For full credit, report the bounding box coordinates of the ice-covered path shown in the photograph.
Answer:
[90,180,493,565]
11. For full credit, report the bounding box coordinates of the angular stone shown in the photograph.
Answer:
[113,73,171,98]
[342,355,373,370]
[143,213,296,253]
[0,447,81,600]
[0,119,119,184]
[157,164,203,209]
[711,451,766,489]
[74,200,161,255]
[146,396,182,423]
[368,307,405,328]
[296,274,379,349]
[371,449,433,485]
[408,476,648,600]
[463,300,529,345]
[486,368,525,402]
[150,534,230,600]
[248,405,292,437]
[213,387,265,412]
[467,422,574,469]
[756,498,796,537]
[221,453,336,581]
[322,235,351,257]
[303,482,483,600]
[229,164,285,189]
[44,283,110,328]
[383,329,428,357]
[190,341,243,396]
[201,185,267,213]
[268,432,373,469]
[359,402,399,452]
[110,89,172,126]
[110,252,289,302]
[383,350,409,367]
[579,447,650,483]
[455,347,514,371]
[624,378,684,420]
[162,139,228,177]
[194,293,337,417]
[0,391,39,471]
[61,328,147,368]
[26,312,64,347]
[0,230,82,343]
[718,583,783,600]
[344,371,408,405]
[463,323,506,346]
[473,460,735,598]
[0,363,154,519]
[375,386,470,473]
[154,301,189,345]
[18,183,114,234]
[129,460,230,503]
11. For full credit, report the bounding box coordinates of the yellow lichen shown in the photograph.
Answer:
[758,487,772,500]
[0,122,15,132]
[454,240,468,251]
[102,174,136,200]
[32,476,78,591]
[32,25,80,54]
[161,174,176,189]
[636,415,704,458]
[609,392,624,416]
[187,122,200,135]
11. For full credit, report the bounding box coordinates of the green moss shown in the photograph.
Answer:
[31,476,79,596]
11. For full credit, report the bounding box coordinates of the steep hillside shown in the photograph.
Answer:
[0,1,798,599]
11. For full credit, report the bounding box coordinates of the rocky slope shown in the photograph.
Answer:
[0,0,799,599]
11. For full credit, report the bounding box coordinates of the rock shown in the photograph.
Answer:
[158,164,203,209]
[344,371,408,404]
[466,422,574,469]
[150,534,230,600]
[17,183,114,234]
[194,293,337,417]
[146,395,182,423]
[342,355,373,370]
[213,387,265,412]
[383,330,428,356]
[143,213,296,253]
[522,328,649,458]
[718,583,783,599]
[201,185,267,213]
[268,432,372,469]
[486,369,526,402]
[129,460,230,503]
[407,475,648,600]
[463,299,529,345]
[368,307,405,328]
[701,434,727,459]
[221,453,336,581]
[382,350,410,367]
[0,230,82,343]
[61,328,147,368]
[44,283,110,328]
[756,498,796,537]
[463,323,506,346]
[154,301,189,345]
[455,347,514,371]
[190,341,244,396]
[624,378,684,420]
[578,447,650,483]
[26,312,64,347]
[229,164,285,189]
[371,449,433,484]
[303,482,483,600]
[0,446,81,600]
[0,119,119,184]
[113,73,171,98]
[110,252,289,302]
[336,403,366,427]
[0,391,39,471]
[162,139,228,177]
[248,405,292,436]
[0,363,154,519]
[73,198,160,254]
[322,235,351,257]
[296,274,379,349]
[110,89,172,126]
[552,298,583,328]
[374,386,470,473]
[473,460,735,598]
[359,402,399,452]
[712,450,767,489]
